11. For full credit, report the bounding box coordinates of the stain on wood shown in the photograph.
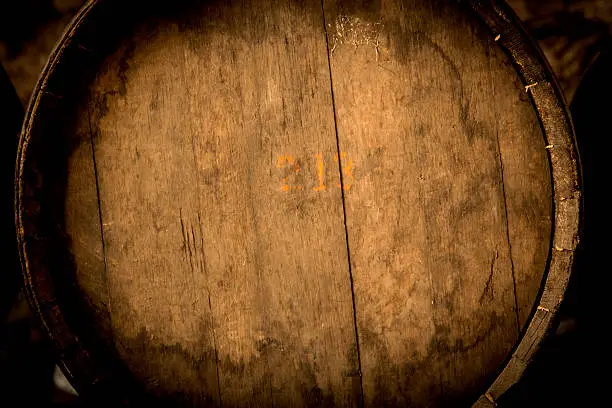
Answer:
[15,0,579,407]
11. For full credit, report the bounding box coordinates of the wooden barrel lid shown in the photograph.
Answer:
[1,64,22,320]
[16,0,580,406]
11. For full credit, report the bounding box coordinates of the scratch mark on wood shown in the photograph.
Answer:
[196,212,223,406]
[179,208,188,257]
[480,251,499,303]
[496,124,521,334]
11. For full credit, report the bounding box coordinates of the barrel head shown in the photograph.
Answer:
[16,1,580,406]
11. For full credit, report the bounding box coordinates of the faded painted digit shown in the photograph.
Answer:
[335,151,354,191]
[276,154,302,192]
[278,152,355,192]
[313,152,326,192]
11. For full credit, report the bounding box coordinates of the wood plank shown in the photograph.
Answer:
[64,101,113,343]
[491,84,552,330]
[71,0,361,405]
[322,0,551,405]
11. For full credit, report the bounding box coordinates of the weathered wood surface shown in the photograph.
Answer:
[82,1,360,405]
[1,64,22,320]
[15,0,579,407]
[470,2,581,406]
[322,1,551,405]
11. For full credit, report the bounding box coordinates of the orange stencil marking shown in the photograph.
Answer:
[313,152,326,192]
[277,154,301,192]
[281,180,291,192]
[335,151,354,191]
[276,154,295,168]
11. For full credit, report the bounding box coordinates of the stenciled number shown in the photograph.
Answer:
[276,152,354,192]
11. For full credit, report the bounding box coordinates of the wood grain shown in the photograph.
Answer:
[470,2,581,405]
[72,0,360,405]
[322,0,551,405]
[14,1,578,407]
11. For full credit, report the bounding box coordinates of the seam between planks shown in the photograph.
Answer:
[494,132,521,335]
[320,1,365,405]
[86,91,115,338]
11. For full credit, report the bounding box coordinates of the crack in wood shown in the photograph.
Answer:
[321,2,364,406]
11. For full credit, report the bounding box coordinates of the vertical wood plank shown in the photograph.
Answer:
[322,0,551,405]
[77,0,361,405]
[64,105,113,341]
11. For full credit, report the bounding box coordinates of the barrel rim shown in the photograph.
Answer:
[14,0,582,405]
[468,1,582,406]
[15,0,122,397]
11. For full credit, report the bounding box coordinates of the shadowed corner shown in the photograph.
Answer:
[0,63,22,324]
[494,45,609,408]
[2,60,72,407]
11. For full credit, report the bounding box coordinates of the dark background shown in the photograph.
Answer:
[1,0,609,406]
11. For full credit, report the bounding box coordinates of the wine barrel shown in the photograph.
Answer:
[16,0,581,406]
[1,64,22,321]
